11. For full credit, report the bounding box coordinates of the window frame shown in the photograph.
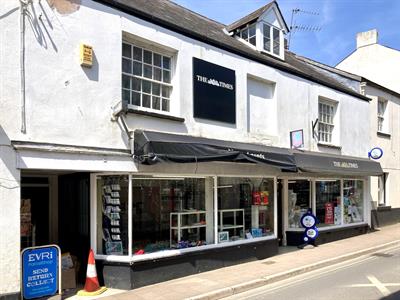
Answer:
[262,22,281,57]
[91,173,277,262]
[122,41,174,114]
[240,23,257,47]
[318,100,337,144]
[377,98,389,134]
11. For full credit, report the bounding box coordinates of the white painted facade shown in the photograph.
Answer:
[337,29,400,210]
[0,0,373,295]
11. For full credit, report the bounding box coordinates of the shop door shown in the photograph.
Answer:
[58,173,90,283]
[21,177,50,249]
[277,179,283,246]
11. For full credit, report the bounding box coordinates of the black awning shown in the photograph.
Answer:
[134,130,297,171]
[293,151,383,176]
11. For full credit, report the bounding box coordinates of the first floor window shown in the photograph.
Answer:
[318,101,336,143]
[377,98,388,133]
[122,42,172,112]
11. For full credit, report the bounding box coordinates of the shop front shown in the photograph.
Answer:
[91,130,297,289]
[283,151,383,246]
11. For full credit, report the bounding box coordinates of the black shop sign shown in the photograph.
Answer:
[193,58,236,124]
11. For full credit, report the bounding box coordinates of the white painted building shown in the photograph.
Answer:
[0,0,382,296]
[337,29,400,226]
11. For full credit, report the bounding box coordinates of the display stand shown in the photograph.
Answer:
[170,211,206,248]
[102,180,123,255]
[218,209,245,240]
[251,205,268,229]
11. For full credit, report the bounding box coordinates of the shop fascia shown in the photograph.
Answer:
[90,172,278,262]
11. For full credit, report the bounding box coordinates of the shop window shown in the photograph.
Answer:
[378,173,387,206]
[343,180,364,224]
[288,180,311,228]
[263,23,281,56]
[122,42,172,112]
[377,98,389,133]
[97,175,129,255]
[217,177,274,242]
[318,100,336,144]
[315,180,341,227]
[240,23,256,46]
[131,177,210,253]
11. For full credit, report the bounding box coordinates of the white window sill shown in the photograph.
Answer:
[127,106,184,122]
[317,142,342,150]
[94,235,277,263]
[377,131,391,138]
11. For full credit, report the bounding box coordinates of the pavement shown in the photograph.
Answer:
[72,224,400,300]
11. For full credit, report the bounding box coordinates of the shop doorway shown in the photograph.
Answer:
[277,179,283,246]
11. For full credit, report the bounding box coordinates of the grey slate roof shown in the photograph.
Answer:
[94,0,370,101]
[226,1,275,32]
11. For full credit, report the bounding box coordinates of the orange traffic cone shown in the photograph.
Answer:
[77,249,107,296]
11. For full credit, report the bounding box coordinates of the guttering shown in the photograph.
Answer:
[93,0,370,102]
[20,0,30,133]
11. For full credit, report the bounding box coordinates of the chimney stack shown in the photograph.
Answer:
[356,29,378,49]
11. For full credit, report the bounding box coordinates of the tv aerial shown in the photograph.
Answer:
[288,8,322,50]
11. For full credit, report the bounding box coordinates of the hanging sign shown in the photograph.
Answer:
[21,245,61,299]
[368,147,383,160]
[290,129,304,149]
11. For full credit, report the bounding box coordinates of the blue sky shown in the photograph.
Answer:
[173,0,400,66]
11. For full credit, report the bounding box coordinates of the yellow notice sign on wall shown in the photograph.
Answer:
[80,44,93,67]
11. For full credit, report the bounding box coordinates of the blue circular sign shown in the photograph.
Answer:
[300,213,317,228]
[369,147,383,160]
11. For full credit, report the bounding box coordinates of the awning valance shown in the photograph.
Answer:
[293,151,383,176]
[134,130,297,172]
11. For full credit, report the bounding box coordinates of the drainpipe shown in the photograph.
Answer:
[111,101,134,156]
[20,0,30,133]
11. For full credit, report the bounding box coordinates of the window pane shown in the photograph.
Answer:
[152,96,160,110]
[249,25,256,37]
[122,58,132,74]
[132,77,141,91]
[288,180,310,228]
[143,50,152,64]
[249,36,256,46]
[132,61,142,76]
[142,94,151,108]
[96,175,129,255]
[162,86,171,98]
[153,53,162,67]
[343,180,364,224]
[143,64,152,79]
[152,82,161,96]
[241,28,248,40]
[263,24,270,38]
[264,38,270,51]
[162,98,170,112]
[122,43,131,58]
[122,89,130,103]
[154,67,162,81]
[217,177,274,242]
[316,180,341,227]
[122,75,131,89]
[131,91,141,106]
[163,70,171,83]
[163,56,171,70]
[142,80,151,94]
[133,46,142,61]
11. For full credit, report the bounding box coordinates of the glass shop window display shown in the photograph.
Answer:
[97,175,129,255]
[316,180,341,227]
[217,177,274,242]
[288,180,311,228]
[343,180,364,224]
[131,177,208,254]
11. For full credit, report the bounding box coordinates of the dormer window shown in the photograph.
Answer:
[240,24,256,46]
[263,23,280,56]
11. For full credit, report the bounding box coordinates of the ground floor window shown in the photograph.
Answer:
[218,177,274,241]
[316,180,341,227]
[288,180,310,228]
[343,180,363,224]
[95,175,276,257]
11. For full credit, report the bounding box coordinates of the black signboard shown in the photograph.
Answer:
[193,57,236,124]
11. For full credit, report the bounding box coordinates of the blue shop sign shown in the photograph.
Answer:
[21,245,61,299]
